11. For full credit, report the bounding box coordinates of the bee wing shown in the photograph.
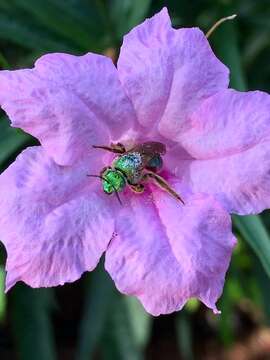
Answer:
[128,142,166,171]
[129,141,166,155]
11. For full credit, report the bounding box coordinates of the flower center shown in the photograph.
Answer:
[91,141,184,204]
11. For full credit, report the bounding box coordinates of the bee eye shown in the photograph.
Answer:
[147,154,163,170]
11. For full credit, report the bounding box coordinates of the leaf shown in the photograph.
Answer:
[233,215,270,278]
[0,118,33,171]
[0,52,10,69]
[0,266,6,322]
[175,311,194,360]
[124,296,152,349]
[47,0,105,40]
[217,280,235,347]
[11,0,105,51]
[0,13,74,52]
[10,285,56,360]
[76,265,116,360]
[252,253,270,325]
[109,0,151,38]
[100,295,144,360]
[211,21,247,91]
[77,263,151,360]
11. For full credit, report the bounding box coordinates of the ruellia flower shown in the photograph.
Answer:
[0,8,269,316]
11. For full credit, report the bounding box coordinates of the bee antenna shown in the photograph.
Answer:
[87,174,102,179]
[114,189,123,206]
[87,174,123,206]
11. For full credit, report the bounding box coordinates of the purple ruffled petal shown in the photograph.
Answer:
[105,189,236,315]
[0,147,116,290]
[117,7,229,140]
[179,89,270,158]
[174,90,270,214]
[0,53,136,166]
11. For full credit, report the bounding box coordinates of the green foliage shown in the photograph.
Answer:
[176,311,194,360]
[10,285,56,360]
[0,118,33,171]
[76,264,152,360]
[110,0,152,37]
[0,266,6,322]
[234,215,270,278]
[76,265,116,359]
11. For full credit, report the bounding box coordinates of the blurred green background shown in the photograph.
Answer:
[0,0,270,359]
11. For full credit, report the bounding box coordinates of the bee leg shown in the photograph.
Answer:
[142,171,185,205]
[92,143,126,154]
[129,183,145,193]
[111,142,126,153]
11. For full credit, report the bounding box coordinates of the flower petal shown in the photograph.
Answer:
[105,189,235,315]
[175,90,270,214]
[178,143,270,215]
[0,53,136,165]
[0,147,115,290]
[117,7,229,140]
[179,89,270,158]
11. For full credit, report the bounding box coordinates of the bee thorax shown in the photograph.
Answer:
[113,152,143,184]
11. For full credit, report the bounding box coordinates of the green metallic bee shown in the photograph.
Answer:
[89,141,184,205]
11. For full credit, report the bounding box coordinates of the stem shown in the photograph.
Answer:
[206,14,237,38]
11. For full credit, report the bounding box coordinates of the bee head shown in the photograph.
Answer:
[102,169,126,194]
[87,169,126,205]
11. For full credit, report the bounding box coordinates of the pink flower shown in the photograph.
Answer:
[0,8,269,316]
